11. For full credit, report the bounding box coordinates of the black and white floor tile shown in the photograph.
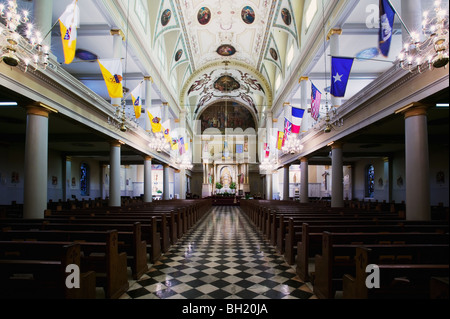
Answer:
[121,206,316,299]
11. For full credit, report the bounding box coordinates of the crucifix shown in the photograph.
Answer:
[322,171,330,190]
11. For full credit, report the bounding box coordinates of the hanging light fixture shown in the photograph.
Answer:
[281,133,303,154]
[398,1,449,72]
[0,0,49,71]
[148,131,170,153]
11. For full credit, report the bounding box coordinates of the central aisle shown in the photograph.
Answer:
[122,206,316,299]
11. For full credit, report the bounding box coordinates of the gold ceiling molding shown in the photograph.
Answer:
[179,59,273,108]
[326,28,342,41]
[110,29,126,41]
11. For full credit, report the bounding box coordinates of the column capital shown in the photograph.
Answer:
[298,76,309,83]
[329,141,344,149]
[300,157,309,163]
[26,102,58,117]
[395,102,429,117]
[110,140,123,147]
[143,155,152,161]
[144,76,153,82]
[163,163,170,168]
[326,28,342,41]
[383,157,390,163]
[283,164,290,169]
[110,28,126,41]
[65,156,72,162]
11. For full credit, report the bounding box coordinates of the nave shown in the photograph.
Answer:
[121,206,316,299]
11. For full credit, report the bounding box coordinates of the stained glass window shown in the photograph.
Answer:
[367,164,374,198]
[80,163,89,196]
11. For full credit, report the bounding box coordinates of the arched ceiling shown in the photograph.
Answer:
[150,0,302,114]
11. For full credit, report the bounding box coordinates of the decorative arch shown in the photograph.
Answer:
[180,60,273,112]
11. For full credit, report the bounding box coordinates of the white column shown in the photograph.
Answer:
[331,142,344,208]
[109,141,121,207]
[143,156,152,203]
[110,29,124,108]
[300,77,309,131]
[383,157,391,203]
[180,169,187,199]
[23,105,50,219]
[300,157,309,203]
[33,0,53,49]
[163,164,170,200]
[64,156,72,201]
[404,105,430,220]
[328,29,342,108]
[144,76,153,130]
[266,173,273,200]
[401,0,423,44]
[283,164,290,200]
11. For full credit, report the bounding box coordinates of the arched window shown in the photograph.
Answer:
[80,163,90,196]
[366,164,375,198]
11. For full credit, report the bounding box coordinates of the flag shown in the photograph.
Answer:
[291,107,305,134]
[170,137,178,150]
[330,56,354,98]
[179,137,186,155]
[379,0,396,57]
[310,82,322,121]
[130,83,143,119]
[236,144,243,154]
[147,106,162,133]
[284,117,292,136]
[59,0,80,64]
[161,119,171,142]
[98,59,123,98]
[277,131,284,150]
[264,143,269,158]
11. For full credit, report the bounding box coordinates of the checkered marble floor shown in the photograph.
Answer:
[121,206,316,299]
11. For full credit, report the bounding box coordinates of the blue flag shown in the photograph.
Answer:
[330,56,354,98]
[379,0,396,57]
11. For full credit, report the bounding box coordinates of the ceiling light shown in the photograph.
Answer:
[0,101,18,106]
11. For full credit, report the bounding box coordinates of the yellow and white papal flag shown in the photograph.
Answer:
[59,0,80,64]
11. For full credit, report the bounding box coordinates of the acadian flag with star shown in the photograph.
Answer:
[98,59,123,98]
[330,56,354,98]
[147,106,162,133]
[59,0,80,64]
[130,82,143,119]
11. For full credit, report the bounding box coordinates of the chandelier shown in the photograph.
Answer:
[398,1,449,73]
[259,158,278,173]
[313,95,344,133]
[148,131,170,153]
[281,134,304,154]
[0,0,49,71]
[179,157,193,170]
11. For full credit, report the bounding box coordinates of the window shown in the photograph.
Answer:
[80,163,90,196]
[305,0,317,29]
[366,164,374,198]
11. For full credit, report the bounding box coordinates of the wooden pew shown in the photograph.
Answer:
[0,229,129,299]
[313,231,449,299]
[0,241,96,299]
[343,246,449,299]
[0,223,148,280]
[295,222,449,281]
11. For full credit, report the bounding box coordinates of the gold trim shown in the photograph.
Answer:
[174,119,180,123]
[65,156,72,162]
[110,29,125,41]
[299,76,309,83]
[110,141,122,147]
[331,141,343,149]
[326,28,342,41]
[300,157,308,163]
[144,155,152,161]
[404,106,428,119]
[144,76,153,82]
[283,102,290,107]
[272,118,278,122]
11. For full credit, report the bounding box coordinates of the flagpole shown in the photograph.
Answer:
[386,0,413,38]
[328,55,395,63]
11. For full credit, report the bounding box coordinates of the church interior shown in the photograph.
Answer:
[0,0,449,304]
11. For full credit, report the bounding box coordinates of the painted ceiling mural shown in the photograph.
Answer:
[199,102,256,134]
[154,0,300,116]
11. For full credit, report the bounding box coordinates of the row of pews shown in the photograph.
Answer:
[240,199,449,299]
[0,198,212,299]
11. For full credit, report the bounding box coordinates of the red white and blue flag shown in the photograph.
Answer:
[284,117,292,136]
[291,107,305,134]
[310,82,321,121]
